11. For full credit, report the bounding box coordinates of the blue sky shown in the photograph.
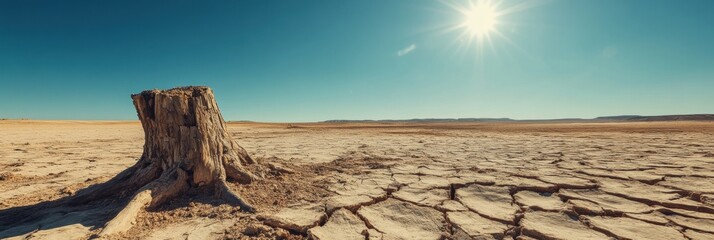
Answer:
[1,0,713,121]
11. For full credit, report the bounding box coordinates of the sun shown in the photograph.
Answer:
[441,0,524,55]
[461,1,498,38]
[441,0,538,58]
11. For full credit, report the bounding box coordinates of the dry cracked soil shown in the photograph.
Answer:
[1,120,714,240]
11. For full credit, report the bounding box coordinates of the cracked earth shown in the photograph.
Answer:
[1,120,714,239]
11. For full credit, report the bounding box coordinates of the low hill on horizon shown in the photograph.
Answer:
[323,114,714,123]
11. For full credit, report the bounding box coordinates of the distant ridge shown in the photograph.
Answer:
[323,118,514,123]
[594,114,714,121]
[323,114,714,123]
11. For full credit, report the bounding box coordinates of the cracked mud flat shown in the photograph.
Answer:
[1,120,714,239]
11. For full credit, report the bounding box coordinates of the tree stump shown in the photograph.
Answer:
[83,86,257,236]
[0,86,259,236]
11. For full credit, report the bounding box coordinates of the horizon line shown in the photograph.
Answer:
[2,113,713,123]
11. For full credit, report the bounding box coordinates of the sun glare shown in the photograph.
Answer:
[439,0,540,59]
[441,0,536,57]
[450,0,503,51]
[462,1,498,37]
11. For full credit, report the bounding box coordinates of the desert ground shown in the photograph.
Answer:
[1,120,714,240]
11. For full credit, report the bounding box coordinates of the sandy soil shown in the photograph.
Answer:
[1,120,714,239]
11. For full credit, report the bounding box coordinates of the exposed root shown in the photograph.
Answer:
[99,188,153,236]
[234,143,256,165]
[216,180,256,213]
[148,168,190,207]
[99,168,189,236]
[224,157,258,184]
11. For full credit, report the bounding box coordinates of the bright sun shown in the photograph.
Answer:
[462,1,498,37]
[443,0,517,53]
[443,0,535,57]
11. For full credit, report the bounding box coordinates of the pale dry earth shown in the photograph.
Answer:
[1,120,714,239]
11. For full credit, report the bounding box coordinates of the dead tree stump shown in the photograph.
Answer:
[0,86,259,236]
[78,86,257,236]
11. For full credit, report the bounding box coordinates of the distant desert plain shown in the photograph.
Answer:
[1,120,714,239]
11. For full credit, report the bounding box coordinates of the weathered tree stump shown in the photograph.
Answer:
[80,86,258,236]
[0,86,258,236]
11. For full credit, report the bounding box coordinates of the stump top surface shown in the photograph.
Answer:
[132,86,212,97]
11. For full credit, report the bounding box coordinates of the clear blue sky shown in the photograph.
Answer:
[1,0,713,122]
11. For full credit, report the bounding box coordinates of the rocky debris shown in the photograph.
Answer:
[514,191,567,212]
[537,175,597,189]
[447,211,509,239]
[308,208,367,240]
[456,185,519,224]
[324,195,375,213]
[392,187,449,208]
[267,162,295,174]
[357,198,445,240]
[583,216,687,240]
[243,223,273,236]
[520,211,608,240]
[559,189,652,214]
[259,203,327,233]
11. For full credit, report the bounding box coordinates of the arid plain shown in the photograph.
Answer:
[1,120,714,240]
